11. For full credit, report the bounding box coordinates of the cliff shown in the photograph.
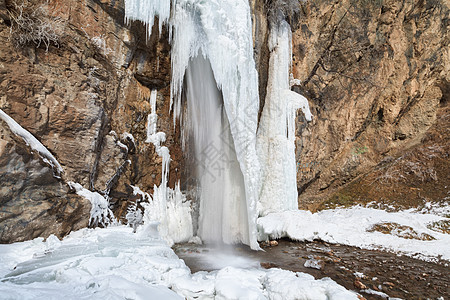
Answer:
[0,0,448,242]
[291,0,449,210]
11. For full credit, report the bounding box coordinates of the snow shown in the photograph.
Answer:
[121,132,136,146]
[360,289,391,299]
[257,206,450,262]
[256,21,312,217]
[304,258,323,270]
[0,226,358,300]
[0,108,63,176]
[68,182,115,227]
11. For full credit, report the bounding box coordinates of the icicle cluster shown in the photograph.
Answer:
[141,89,193,245]
[124,0,174,36]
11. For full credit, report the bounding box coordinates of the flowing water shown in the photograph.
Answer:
[184,54,249,245]
[174,240,450,300]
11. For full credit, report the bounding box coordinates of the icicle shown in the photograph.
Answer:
[139,88,192,244]
[124,0,173,37]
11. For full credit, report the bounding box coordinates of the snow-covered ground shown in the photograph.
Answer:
[0,224,358,300]
[258,205,450,263]
[1,205,448,299]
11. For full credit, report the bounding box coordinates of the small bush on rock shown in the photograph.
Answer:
[7,0,63,50]
[265,0,301,29]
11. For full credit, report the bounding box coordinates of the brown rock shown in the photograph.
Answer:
[0,120,90,243]
[354,279,368,290]
[269,240,279,246]
[0,0,182,241]
[289,0,449,209]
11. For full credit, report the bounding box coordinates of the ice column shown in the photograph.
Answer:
[256,21,312,216]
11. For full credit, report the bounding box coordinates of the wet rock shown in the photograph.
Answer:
[260,262,278,269]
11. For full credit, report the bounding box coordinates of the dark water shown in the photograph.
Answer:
[174,239,449,299]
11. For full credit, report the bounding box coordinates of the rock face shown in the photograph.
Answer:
[0,0,181,242]
[290,0,449,209]
[0,0,448,242]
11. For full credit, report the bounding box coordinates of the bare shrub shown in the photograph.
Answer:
[264,0,301,29]
[7,0,64,51]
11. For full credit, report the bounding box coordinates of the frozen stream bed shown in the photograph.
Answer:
[0,225,358,300]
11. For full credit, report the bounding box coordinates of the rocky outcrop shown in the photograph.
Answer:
[291,0,449,209]
[0,119,90,242]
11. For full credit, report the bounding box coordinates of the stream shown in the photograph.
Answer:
[174,239,449,299]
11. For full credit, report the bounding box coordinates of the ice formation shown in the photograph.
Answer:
[256,20,312,216]
[68,182,115,227]
[125,0,261,249]
[142,89,193,245]
[132,183,193,245]
[184,54,249,245]
[124,0,313,248]
[0,108,63,176]
[170,0,262,249]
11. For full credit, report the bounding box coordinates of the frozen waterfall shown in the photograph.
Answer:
[124,0,311,250]
[184,54,249,245]
[169,0,261,249]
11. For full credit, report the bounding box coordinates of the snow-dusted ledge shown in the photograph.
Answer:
[0,109,63,176]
